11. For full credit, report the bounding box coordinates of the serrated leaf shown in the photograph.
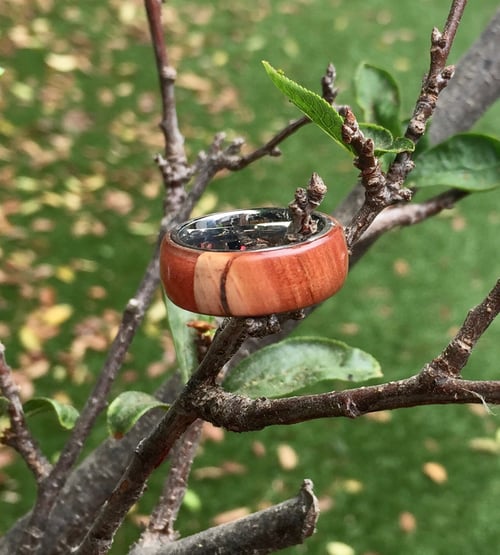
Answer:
[263,61,412,155]
[24,397,79,430]
[354,62,401,135]
[164,295,216,383]
[263,60,349,151]
[409,134,500,191]
[224,337,382,398]
[107,391,169,439]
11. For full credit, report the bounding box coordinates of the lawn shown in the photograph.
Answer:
[1,1,500,553]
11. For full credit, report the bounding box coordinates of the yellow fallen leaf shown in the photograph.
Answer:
[45,53,79,72]
[326,541,355,555]
[422,461,448,484]
[41,304,73,326]
[19,325,42,352]
[340,479,364,494]
[56,266,75,283]
[277,443,299,470]
[468,437,500,455]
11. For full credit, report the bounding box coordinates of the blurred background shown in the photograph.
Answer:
[1,1,500,553]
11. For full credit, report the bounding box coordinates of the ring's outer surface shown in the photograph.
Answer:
[160,208,348,317]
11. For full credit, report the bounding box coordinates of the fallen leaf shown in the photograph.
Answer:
[363,410,392,423]
[422,461,448,484]
[326,541,355,555]
[340,479,364,494]
[87,286,107,300]
[55,266,75,283]
[399,511,417,533]
[19,325,42,352]
[177,72,212,93]
[252,440,266,457]
[277,443,298,470]
[45,53,79,72]
[194,461,246,480]
[468,437,500,455]
[41,304,73,326]
[38,286,57,306]
[103,189,133,215]
[202,421,225,443]
[318,495,334,511]
[393,258,410,276]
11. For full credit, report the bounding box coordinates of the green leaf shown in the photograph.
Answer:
[409,133,500,191]
[23,397,79,430]
[107,391,169,438]
[359,123,414,155]
[262,60,348,152]
[164,294,216,383]
[263,61,412,155]
[354,62,401,135]
[0,68,4,77]
[224,337,382,398]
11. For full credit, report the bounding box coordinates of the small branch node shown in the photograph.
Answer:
[287,173,327,239]
[162,65,177,81]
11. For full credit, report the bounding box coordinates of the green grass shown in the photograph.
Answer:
[1,1,500,554]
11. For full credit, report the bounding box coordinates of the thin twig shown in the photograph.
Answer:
[0,343,51,482]
[230,116,310,169]
[221,63,341,171]
[286,172,327,240]
[431,279,500,377]
[430,6,500,143]
[144,0,188,179]
[351,188,468,261]
[387,0,466,181]
[344,0,467,248]
[136,420,204,548]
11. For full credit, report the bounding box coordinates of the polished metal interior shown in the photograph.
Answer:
[171,208,333,252]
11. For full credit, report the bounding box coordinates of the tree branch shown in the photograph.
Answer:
[141,420,204,544]
[192,279,500,431]
[432,278,500,377]
[430,6,500,143]
[144,0,189,187]
[344,0,467,248]
[0,375,185,555]
[74,318,251,554]
[0,343,51,482]
[129,480,318,555]
[350,188,468,262]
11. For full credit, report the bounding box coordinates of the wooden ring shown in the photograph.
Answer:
[160,208,348,317]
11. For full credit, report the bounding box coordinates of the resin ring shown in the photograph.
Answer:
[160,208,348,317]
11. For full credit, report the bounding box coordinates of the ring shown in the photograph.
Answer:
[160,208,348,317]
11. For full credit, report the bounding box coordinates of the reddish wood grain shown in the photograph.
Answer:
[160,216,348,316]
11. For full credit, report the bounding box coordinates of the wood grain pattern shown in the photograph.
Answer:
[160,216,348,316]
